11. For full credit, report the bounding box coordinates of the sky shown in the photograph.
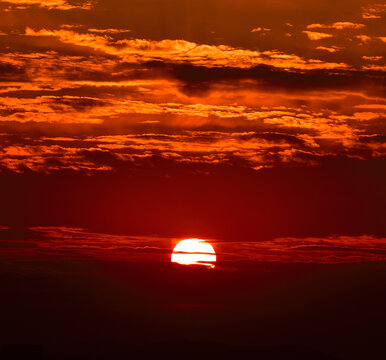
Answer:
[0,1,385,359]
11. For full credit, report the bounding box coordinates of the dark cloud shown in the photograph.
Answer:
[0,61,28,82]
[47,96,110,111]
[358,134,386,143]
[146,62,386,96]
[237,132,309,147]
[78,148,125,167]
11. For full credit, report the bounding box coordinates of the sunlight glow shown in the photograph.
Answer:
[171,239,216,269]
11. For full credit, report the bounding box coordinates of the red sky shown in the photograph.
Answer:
[0,1,385,359]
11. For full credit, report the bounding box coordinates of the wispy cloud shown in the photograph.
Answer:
[303,31,333,40]
[221,235,386,263]
[88,28,132,34]
[251,27,271,33]
[24,28,348,70]
[1,227,385,264]
[307,22,365,30]
[316,46,342,53]
[362,55,383,61]
[1,0,94,11]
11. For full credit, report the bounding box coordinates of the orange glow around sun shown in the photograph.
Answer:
[171,239,216,269]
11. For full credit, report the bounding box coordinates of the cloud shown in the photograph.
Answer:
[88,28,132,34]
[1,0,94,10]
[362,56,383,61]
[316,46,342,53]
[361,4,386,19]
[223,235,386,263]
[24,28,348,70]
[307,22,365,30]
[303,31,333,40]
[1,107,385,173]
[0,60,28,82]
[162,62,383,97]
[354,112,384,121]
[0,226,170,263]
[356,34,372,43]
[2,226,385,264]
[0,46,384,173]
[0,18,383,182]
[251,27,271,33]
[356,35,386,44]
[0,96,112,124]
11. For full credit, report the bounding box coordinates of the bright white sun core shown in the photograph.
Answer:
[171,239,216,269]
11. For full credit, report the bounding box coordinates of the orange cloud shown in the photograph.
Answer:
[1,0,93,10]
[24,28,348,70]
[362,56,383,61]
[88,28,132,34]
[356,35,386,44]
[353,112,385,121]
[307,22,365,30]
[251,27,271,33]
[361,4,386,19]
[303,31,333,40]
[362,64,386,71]
[316,46,342,53]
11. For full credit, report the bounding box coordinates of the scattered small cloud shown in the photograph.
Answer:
[362,64,386,71]
[354,112,384,121]
[1,0,94,11]
[303,31,333,40]
[307,22,365,30]
[361,4,386,19]
[88,28,132,34]
[251,27,271,33]
[356,35,386,44]
[60,24,83,29]
[316,46,342,53]
[356,34,372,43]
[362,55,383,61]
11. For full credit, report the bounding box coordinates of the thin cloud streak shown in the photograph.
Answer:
[1,0,94,10]
[1,227,385,264]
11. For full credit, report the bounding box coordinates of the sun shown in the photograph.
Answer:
[171,239,216,269]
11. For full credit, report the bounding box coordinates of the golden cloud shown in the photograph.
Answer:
[24,28,349,70]
[2,0,93,10]
[303,31,333,41]
[307,22,365,30]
